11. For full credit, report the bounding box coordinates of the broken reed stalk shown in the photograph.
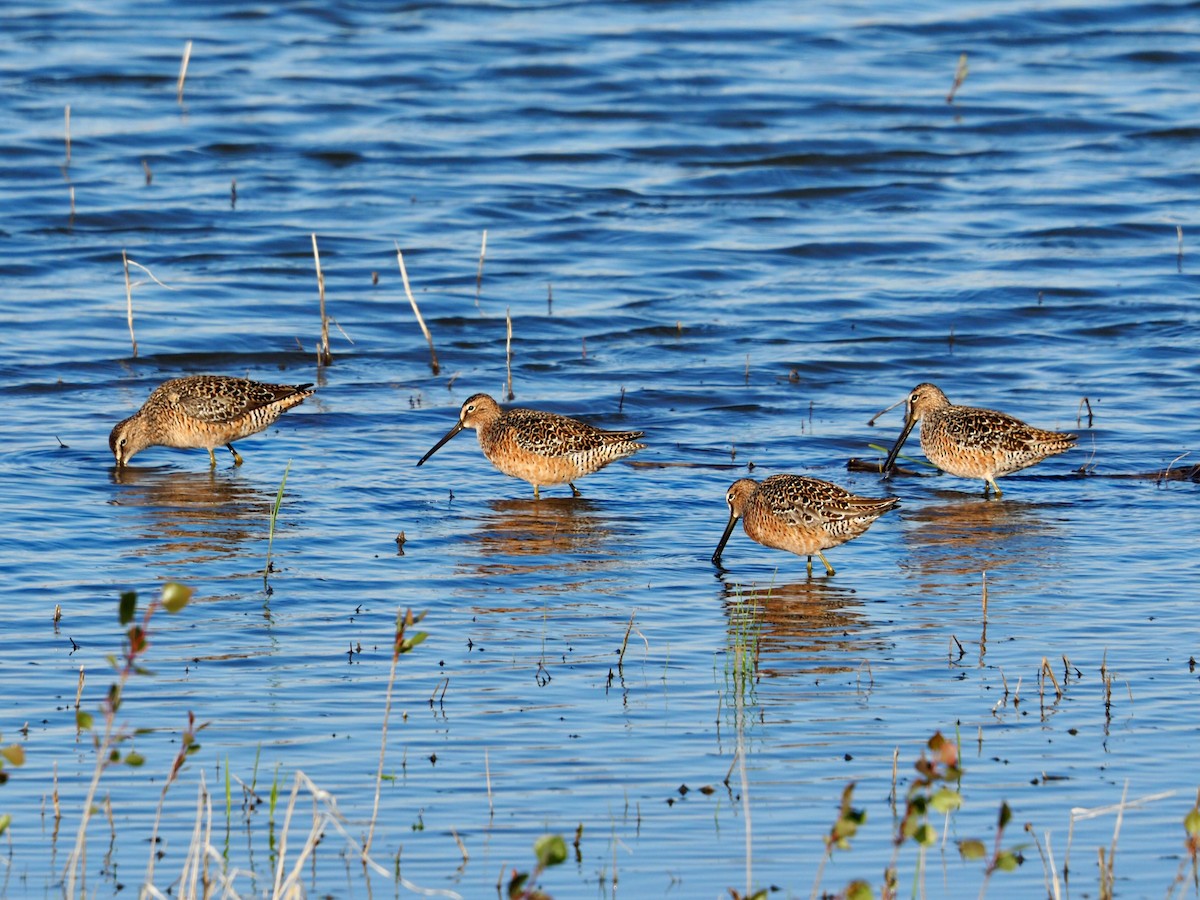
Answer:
[177,40,193,104]
[474,229,487,310]
[394,243,439,375]
[946,52,969,103]
[312,234,331,366]
[451,827,469,864]
[122,249,138,358]
[505,307,514,400]
[981,571,989,621]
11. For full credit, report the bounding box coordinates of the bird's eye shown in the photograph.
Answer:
[119,438,126,448]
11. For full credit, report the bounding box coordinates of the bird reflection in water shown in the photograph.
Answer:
[718,578,875,679]
[897,492,1065,582]
[109,466,273,565]
[452,497,633,610]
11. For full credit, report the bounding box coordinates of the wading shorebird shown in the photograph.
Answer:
[882,382,1076,498]
[109,375,314,467]
[712,474,898,576]
[416,393,645,498]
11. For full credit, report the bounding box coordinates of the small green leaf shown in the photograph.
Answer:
[161,582,193,613]
[1,745,25,767]
[400,631,428,653]
[533,834,568,868]
[958,839,987,860]
[75,710,93,731]
[125,751,146,767]
[844,881,874,900]
[119,591,137,625]
[0,814,10,837]
[930,787,962,813]
[507,871,529,899]
[995,849,1021,872]
[913,823,937,846]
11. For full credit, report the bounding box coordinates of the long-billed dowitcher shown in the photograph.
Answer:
[712,474,898,575]
[109,375,314,467]
[882,382,1076,498]
[416,393,645,498]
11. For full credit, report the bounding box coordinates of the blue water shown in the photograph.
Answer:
[1,1,1198,897]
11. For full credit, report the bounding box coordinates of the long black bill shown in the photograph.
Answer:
[416,420,465,467]
[881,412,917,477]
[711,511,740,567]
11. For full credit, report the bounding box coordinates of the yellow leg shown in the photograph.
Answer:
[569,482,582,498]
[207,448,217,467]
[806,556,813,577]
[985,477,1002,499]
[533,484,540,499]
[817,550,836,576]
[226,443,244,466]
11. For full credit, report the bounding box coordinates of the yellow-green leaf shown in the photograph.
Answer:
[76,710,93,731]
[844,880,874,900]
[125,751,146,767]
[161,582,193,613]
[914,823,937,846]
[995,850,1020,872]
[931,787,962,813]
[533,834,567,868]
[1,745,25,766]
[958,839,987,860]
[1185,808,1200,836]
[0,814,10,836]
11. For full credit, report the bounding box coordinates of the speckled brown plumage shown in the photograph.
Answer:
[109,375,314,467]
[883,382,1076,497]
[712,474,898,575]
[416,392,645,498]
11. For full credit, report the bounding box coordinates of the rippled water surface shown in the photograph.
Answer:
[2,1,1199,897]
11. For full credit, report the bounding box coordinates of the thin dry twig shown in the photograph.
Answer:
[122,249,138,358]
[395,243,439,375]
[505,307,514,400]
[177,40,193,104]
[474,229,487,310]
[313,234,331,366]
[946,52,969,103]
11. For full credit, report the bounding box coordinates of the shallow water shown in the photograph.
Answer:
[2,1,1199,897]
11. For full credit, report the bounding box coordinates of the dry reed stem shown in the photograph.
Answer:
[946,52,969,103]
[889,746,899,815]
[474,229,487,309]
[451,827,469,864]
[395,243,439,374]
[485,749,493,821]
[364,607,406,858]
[505,307,514,400]
[74,666,84,710]
[617,611,637,669]
[122,249,138,358]
[177,40,192,103]
[64,105,70,169]
[981,571,988,620]
[68,185,75,221]
[1041,657,1063,700]
[312,234,331,366]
